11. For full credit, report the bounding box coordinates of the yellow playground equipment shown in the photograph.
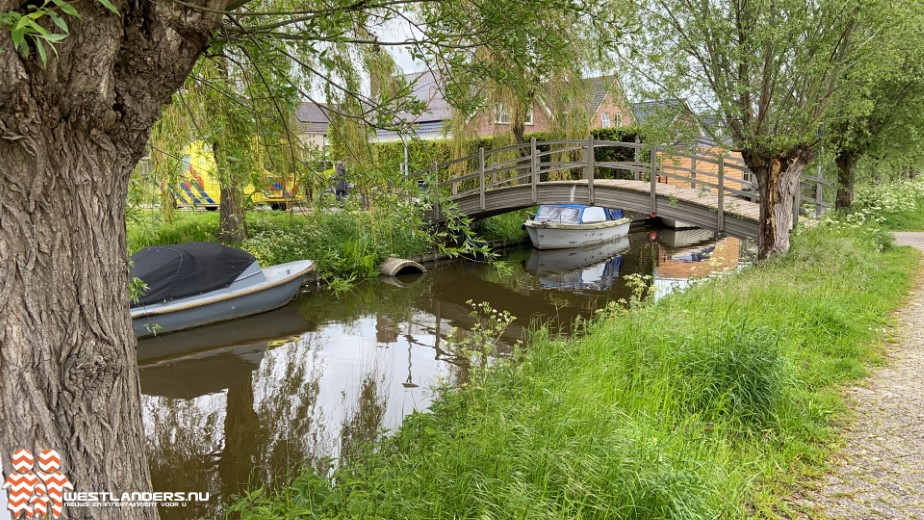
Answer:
[170,142,303,209]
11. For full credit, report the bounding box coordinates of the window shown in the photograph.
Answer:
[614,112,622,126]
[535,206,580,224]
[600,112,610,128]
[495,104,511,124]
[525,107,534,126]
[581,207,606,223]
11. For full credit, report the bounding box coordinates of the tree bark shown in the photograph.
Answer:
[0,2,231,518]
[214,142,248,244]
[742,148,812,259]
[835,152,857,210]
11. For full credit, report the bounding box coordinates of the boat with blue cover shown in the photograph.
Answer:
[523,204,632,250]
[130,242,314,337]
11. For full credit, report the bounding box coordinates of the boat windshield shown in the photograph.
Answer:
[535,206,580,224]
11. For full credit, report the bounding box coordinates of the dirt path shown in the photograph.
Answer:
[800,232,924,519]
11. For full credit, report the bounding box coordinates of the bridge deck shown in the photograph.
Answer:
[561,179,762,221]
[426,137,827,238]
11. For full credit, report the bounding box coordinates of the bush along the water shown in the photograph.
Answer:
[227,215,918,518]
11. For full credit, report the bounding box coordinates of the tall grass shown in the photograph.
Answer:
[126,210,432,280]
[475,208,533,242]
[228,221,918,519]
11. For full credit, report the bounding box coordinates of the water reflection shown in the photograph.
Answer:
[140,229,752,519]
[526,237,630,291]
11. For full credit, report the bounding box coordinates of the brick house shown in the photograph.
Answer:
[630,99,751,191]
[294,71,637,145]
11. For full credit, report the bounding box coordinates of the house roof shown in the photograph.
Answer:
[295,70,451,136]
[582,75,619,117]
[698,115,735,147]
[297,72,627,137]
[631,100,688,127]
[375,121,447,142]
[295,102,334,134]
[398,70,453,122]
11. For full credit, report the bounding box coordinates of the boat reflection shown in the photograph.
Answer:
[137,304,315,364]
[526,237,630,291]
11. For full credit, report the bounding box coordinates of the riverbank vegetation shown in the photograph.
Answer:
[854,175,924,231]
[228,207,918,518]
[127,207,530,281]
[128,209,431,281]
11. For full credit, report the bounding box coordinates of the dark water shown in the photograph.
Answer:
[139,228,751,519]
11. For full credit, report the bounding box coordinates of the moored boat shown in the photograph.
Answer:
[524,204,631,250]
[130,242,314,338]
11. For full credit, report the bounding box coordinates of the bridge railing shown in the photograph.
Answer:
[417,136,829,229]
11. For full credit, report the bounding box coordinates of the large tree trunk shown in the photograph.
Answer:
[0,2,229,518]
[835,152,857,210]
[742,149,812,259]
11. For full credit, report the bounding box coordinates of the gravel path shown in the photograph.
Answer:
[800,232,924,519]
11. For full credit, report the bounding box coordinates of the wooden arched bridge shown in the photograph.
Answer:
[419,138,830,238]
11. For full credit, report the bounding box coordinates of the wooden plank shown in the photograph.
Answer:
[531,137,538,203]
[634,138,641,181]
[691,155,697,188]
[717,157,725,231]
[586,136,595,205]
[479,147,485,211]
[650,146,658,214]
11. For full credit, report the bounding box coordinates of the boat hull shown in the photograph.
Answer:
[132,260,314,338]
[525,218,631,250]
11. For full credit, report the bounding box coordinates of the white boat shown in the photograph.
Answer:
[130,242,315,338]
[524,204,631,250]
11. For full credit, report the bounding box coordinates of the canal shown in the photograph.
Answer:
[139,227,752,519]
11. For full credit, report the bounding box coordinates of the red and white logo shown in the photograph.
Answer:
[3,449,73,519]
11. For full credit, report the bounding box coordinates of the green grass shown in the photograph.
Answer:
[475,208,533,242]
[228,222,918,519]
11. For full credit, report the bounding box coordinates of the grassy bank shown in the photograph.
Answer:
[228,219,917,519]
[128,208,528,281]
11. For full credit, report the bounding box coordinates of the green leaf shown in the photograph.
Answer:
[41,33,68,42]
[97,0,120,15]
[58,3,80,17]
[47,11,69,33]
[35,38,48,66]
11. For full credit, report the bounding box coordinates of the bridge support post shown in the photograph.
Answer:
[586,136,595,205]
[717,156,725,232]
[633,138,641,181]
[531,137,539,203]
[650,145,658,214]
[431,160,440,220]
[690,155,697,189]
[479,147,486,211]
[815,173,824,218]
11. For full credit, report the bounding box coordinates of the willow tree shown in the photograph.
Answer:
[427,1,624,149]
[824,0,924,208]
[0,1,617,519]
[627,0,894,257]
